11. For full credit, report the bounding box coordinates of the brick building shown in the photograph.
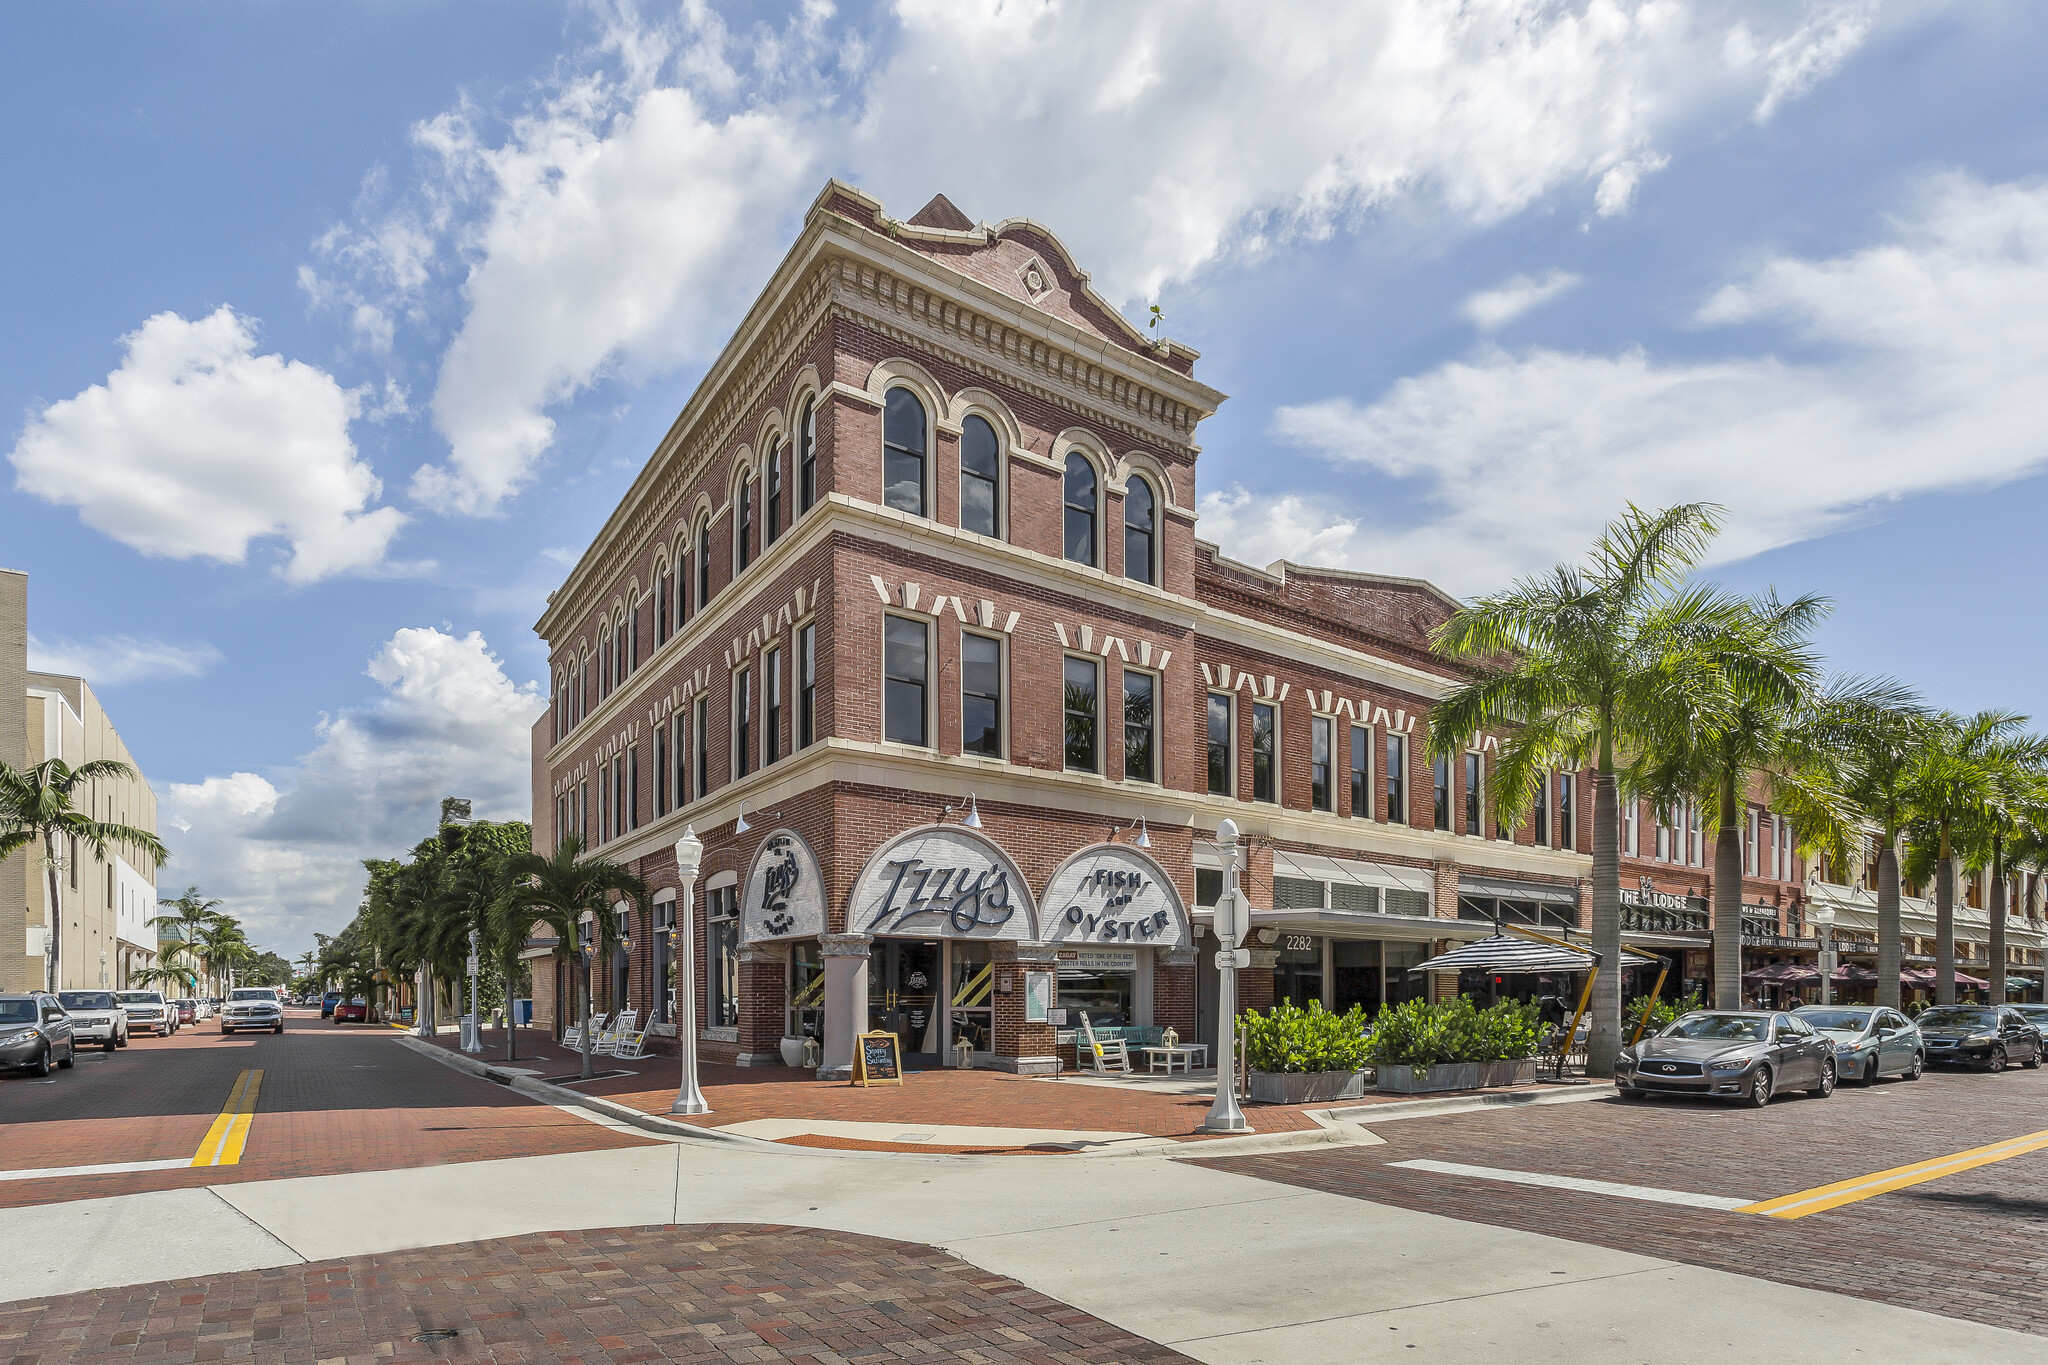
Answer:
[526,182,1878,1076]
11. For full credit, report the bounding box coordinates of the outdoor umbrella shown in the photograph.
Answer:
[1829,962,1879,985]
[1410,933,1659,974]
[1743,961,1820,984]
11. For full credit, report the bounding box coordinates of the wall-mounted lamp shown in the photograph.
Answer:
[734,802,751,834]
[944,793,982,828]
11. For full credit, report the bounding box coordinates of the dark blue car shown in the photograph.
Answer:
[321,990,341,1019]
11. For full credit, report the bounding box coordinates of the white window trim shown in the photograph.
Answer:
[882,382,936,521]
[955,407,1009,542]
[1059,447,1107,571]
[1250,698,1281,805]
[1063,651,1104,775]
[1307,712,1339,814]
[1206,690,1235,799]
[1347,722,1375,821]
[1121,664,1163,786]
[960,627,1009,762]
[730,665,754,783]
[882,610,937,750]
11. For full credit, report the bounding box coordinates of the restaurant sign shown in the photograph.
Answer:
[1619,878,1706,934]
[849,825,1040,941]
[1040,845,1190,950]
[741,829,826,944]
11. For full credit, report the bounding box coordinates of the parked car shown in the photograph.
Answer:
[172,999,197,1024]
[194,998,215,1020]
[2009,1004,2048,1043]
[1791,1004,1923,1084]
[321,991,341,1019]
[55,990,128,1051]
[115,989,176,1036]
[1917,1004,2044,1071]
[0,993,77,1074]
[220,986,285,1034]
[1617,1010,1837,1106]
[332,996,369,1024]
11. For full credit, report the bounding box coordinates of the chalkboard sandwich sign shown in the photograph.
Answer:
[852,1030,903,1087]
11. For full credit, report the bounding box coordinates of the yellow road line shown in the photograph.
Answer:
[1738,1127,2048,1219]
[190,1069,264,1167]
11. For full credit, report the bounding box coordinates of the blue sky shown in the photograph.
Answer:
[5,1,2045,958]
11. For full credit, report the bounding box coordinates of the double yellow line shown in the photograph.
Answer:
[191,1069,264,1167]
[1738,1127,2048,1219]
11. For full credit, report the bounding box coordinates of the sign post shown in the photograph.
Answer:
[1201,819,1250,1134]
[670,827,711,1116]
[462,931,483,1053]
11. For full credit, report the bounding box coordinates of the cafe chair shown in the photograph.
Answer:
[1078,1012,1131,1074]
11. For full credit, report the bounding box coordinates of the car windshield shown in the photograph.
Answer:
[1796,1009,1873,1032]
[116,992,162,1005]
[1919,1007,1995,1029]
[1660,1014,1768,1041]
[58,992,114,1010]
[0,1000,36,1024]
[230,989,272,1001]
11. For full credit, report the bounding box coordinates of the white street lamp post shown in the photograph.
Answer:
[463,928,484,1053]
[670,826,710,1116]
[1811,902,1836,1007]
[1202,819,1250,1134]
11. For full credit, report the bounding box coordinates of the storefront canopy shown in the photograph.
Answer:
[1412,933,1658,975]
[1455,875,1580,907]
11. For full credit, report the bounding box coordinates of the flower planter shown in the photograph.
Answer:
[1247,1068,1369,1104]
[778,1036,808,1068]
[1375,1058,1537,1094]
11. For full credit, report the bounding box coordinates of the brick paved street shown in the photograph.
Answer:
[0,1011,656,1209]
[0,1224,1190,1365]
[1199,1064,2048,1338]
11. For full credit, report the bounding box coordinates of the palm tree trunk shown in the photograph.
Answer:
[579,951,595,1080]
[42,831,63,992]
[1989,834,2007,1006]
[1935,831,1956,1006]
[1876,837,1902,1011]
[1587,767,1622,1077]
[503,971,517,1062]
[1712,771,1743,1011]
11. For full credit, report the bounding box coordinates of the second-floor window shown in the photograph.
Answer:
[1064,656,1099,772]
[733,667,754,778]
[1558,772,1576,850]
[652,726,666,817]
[1206,693,1232,796]
[1123,670,1155,783]
[963,632,1002,757]
[1386,732,1407,822]
[1064,453,1097,567]
[1432,752,1451,831]
[627,745,639,831]
[883,388,927,516]
[798,622,817,748]
[1350,724,1371,818]
[1311,717,1333,812]
[884,616,928,746]
[960,414,1000,538]
[694,695,710,799]
[672,712,687,807]
[1534,774,1550,846]
[1251,702,1276,803]
[1124,475,1156,585]
[696,518,712,610]
[1463,752,1481,835]
[764,645,783,765]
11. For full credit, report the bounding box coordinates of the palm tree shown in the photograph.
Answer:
[148,886,225,996]
[1902,711,2035,1005]
[1630,591,1844,1009]
[0,758,168,991]
[1431,503,1736,1076]
[503,834,645,1079]
[1785,685,1931,1009]
[1960,740,2048,1006]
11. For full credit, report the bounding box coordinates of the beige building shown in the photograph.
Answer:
[1,568,162,993]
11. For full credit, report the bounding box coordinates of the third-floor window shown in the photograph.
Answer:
[766,442,783,547]
[960,414,1000,538]
[1251,702,1276,803]
[883,388,927,517]
[1124,475,1156,585]
[1063,454,1097,567]
[798,398,818,515]
[1206,693,1232,796]
[736,473,755,574]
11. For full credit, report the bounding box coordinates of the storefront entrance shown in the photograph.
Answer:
[869,939,943,1064]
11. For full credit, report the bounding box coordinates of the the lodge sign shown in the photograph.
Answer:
[1619,877,1706,934]
[742,829,826,943]
[850,826,1039,942]
[1041,845,1190,949]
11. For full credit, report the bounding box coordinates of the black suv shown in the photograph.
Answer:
[1917,1004,2044,1072]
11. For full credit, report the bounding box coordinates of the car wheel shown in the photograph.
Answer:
[1810,1062,1835,1097]
[2024,1049,2041,1070]
[104,1038,118,1052]
[57,1043,74,1069]
[1619,1085,1646,1100]
[1905,1051,1924,1080]
[1745,1068,1774,1108]
[273,1024,283,1034]
[1863,1056,1880,1086]
[30,1046,50,1078]
[1986,1047,2007,1074]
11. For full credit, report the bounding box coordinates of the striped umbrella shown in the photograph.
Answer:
[1411,933,1659,974]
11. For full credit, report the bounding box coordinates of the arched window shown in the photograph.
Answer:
[798,399,817,513]
[655,566,671,646]
[960,414,1000,538]
[1063,452,1097,567]
[1123,475,1156,585]
[599,624,613,698]
[674,537,688,629]
[766,441,783,546]
[883,388,927,517]
[696,516,712,609]
[736,472,755,574]
[615,611,629,682]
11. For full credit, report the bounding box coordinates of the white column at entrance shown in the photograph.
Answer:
[817,933,872,1079]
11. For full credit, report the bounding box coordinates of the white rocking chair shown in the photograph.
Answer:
[593,1009,637,1056]
[563,1011,610,1053]
[1078,1012,1131,1074]
[610,1022,650,1060]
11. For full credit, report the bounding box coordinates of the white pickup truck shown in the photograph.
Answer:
[55,991,129,1050]
[220,986,284,1034]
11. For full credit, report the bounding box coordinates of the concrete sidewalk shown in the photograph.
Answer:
[9,1136,2026,1363]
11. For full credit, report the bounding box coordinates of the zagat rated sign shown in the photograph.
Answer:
[850,826,1040,941]
[1042,846,1189,948]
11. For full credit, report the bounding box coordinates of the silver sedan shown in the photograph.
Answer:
[1792,1004,1924,1083]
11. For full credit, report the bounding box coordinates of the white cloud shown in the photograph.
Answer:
[27,634,223,687]
[1237,174,2048,596]
[1463,269,1583,329]
[158,627,545,954]
[8,307,408,584]
[311,0,1874,520]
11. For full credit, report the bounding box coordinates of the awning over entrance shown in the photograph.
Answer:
[1457,875,1579,907]
[1413,933,1658,975]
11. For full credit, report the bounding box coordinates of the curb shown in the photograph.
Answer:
[1318,1081,1617,1126]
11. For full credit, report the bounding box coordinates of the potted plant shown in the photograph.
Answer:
[779,1034,809,1068]
[1369,996,1543,1093]
[1241,1000,1371,1103]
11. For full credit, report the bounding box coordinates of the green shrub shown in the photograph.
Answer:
[1364,996,1543,1070]
[1238,999,1372,1074]
[1624,991,1704,1039]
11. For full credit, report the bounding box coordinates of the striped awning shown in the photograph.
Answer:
[1412,933,1661,975]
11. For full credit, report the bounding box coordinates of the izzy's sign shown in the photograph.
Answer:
[741,829,826,943]
[1042,846,1189,949]
[851,826,1040,941]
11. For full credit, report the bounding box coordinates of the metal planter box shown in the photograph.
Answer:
[1375,1059,1537,1094]
[1247,1068,1369,1104]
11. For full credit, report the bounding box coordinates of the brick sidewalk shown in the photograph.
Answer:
[438,1027,1577,1150]
[0,1224,1192,1365]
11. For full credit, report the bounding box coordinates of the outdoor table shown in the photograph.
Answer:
[1141,1043,1208,1074]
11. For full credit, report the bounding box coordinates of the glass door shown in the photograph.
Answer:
[868,940,943,1063]
[949,940,993,1054]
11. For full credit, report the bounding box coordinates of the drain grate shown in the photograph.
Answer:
[410,1329,460,1343]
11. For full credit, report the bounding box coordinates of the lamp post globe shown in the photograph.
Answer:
[670,825,711,1116]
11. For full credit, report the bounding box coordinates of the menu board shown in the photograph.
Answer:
[852,1030,903,1087]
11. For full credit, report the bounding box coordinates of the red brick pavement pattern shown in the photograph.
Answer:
[0,1224,1193,1365]
[1198,1065,2048,1338]
[447,1026,1572,1148]
[0,1016,655,1210]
